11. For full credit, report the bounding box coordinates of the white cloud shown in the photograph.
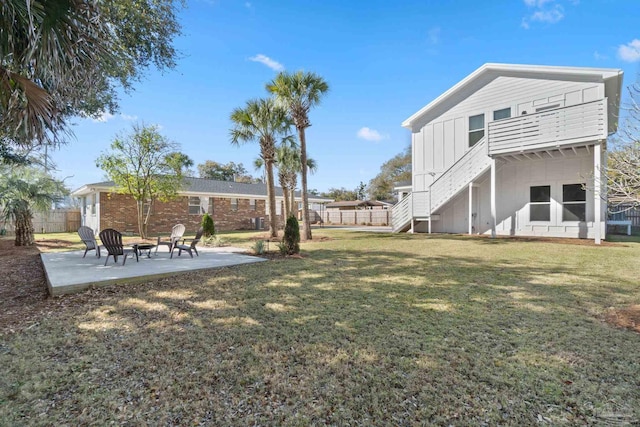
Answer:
[88,112,138,123]
[357,127,387,142]
[522,0,566,29]
[248,54,284,71]
[524,0,554,6]
[91,111,114,123]
[618,39,640,62]
[593,51,607,60]
[530,5,564,23]
[245,2,252,8]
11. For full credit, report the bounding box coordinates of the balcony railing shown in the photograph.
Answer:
[487,99,607,156]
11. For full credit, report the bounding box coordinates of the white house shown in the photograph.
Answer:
[392,63,624,244]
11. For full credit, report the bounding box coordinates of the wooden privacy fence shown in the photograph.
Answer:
[321,210,389,226]
[2,209,81,235]
[609,205,640,227]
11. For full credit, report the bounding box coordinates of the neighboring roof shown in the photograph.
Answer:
[394,180,412,190]
[71,177,333,201]
[402,63,624,134]
[326,200,389,208]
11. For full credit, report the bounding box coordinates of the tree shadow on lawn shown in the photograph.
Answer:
[333,230,630,247]
[2,246,640,425]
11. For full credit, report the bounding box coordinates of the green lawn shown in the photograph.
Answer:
[1,230,640,425]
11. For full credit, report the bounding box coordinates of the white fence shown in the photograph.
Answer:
[322,210,389,226]
[2,209,81,235]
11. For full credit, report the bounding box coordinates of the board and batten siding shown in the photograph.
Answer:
[416,151,604,239]
[481,151,604,239]
[412,75,605,192]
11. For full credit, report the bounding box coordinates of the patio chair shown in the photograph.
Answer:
[78,226,100,258]
[171,228,203,259]
[155,223,186,254]
[99,228,136,266]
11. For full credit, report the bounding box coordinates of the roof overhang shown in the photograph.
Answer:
[72,183,333,203]
[182,190,332,203]
[402,63,624,133]
[70,184,112,197]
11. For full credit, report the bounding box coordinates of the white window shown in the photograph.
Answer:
[562,184,586,221]
[276,200,282,215]
[231,198,238,211]
[493,108,511,121]
[250,199,256,211]
[530,186,551,221]
[188,197,202,215]
[469,114,484,147]
[90,194,96,215]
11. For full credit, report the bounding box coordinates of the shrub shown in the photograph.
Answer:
[282,215,300,255]
[210,236,227,247]
[201,213,215,237]
[253,240,266,255]
[277,241,288,255]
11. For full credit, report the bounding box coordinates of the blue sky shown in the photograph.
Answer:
[52,0,640,194]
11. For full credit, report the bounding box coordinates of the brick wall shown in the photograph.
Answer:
[100,192,271,234]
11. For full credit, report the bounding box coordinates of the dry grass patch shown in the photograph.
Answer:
[606,304,640,333]
[0,231,639,425]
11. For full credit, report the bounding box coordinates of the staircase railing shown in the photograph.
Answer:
[391,191,431,232]
[391,193,412,232]
[392,137,491,232]
[429,137,491,213]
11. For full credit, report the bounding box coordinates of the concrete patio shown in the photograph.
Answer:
[41,246,266,296]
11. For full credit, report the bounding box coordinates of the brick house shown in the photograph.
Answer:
[71,177,333,235]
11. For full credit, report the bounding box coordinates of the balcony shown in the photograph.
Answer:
[487,99,607,157]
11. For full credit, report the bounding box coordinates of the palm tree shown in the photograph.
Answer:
[0,0,107,146]
[230,98,293,239]
[257,142,318,219]
[1,0,184,158]
[267,71,329,240]
[0,165,66,246]
[275,141,317,219]
[276,143,297,219]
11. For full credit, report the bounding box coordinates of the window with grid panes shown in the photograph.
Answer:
[188,197,201,215]
[469,114,485,147]
[562,184,586,221]
[530,186,551,221]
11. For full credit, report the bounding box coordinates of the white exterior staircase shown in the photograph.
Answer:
[392,137,491,232]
